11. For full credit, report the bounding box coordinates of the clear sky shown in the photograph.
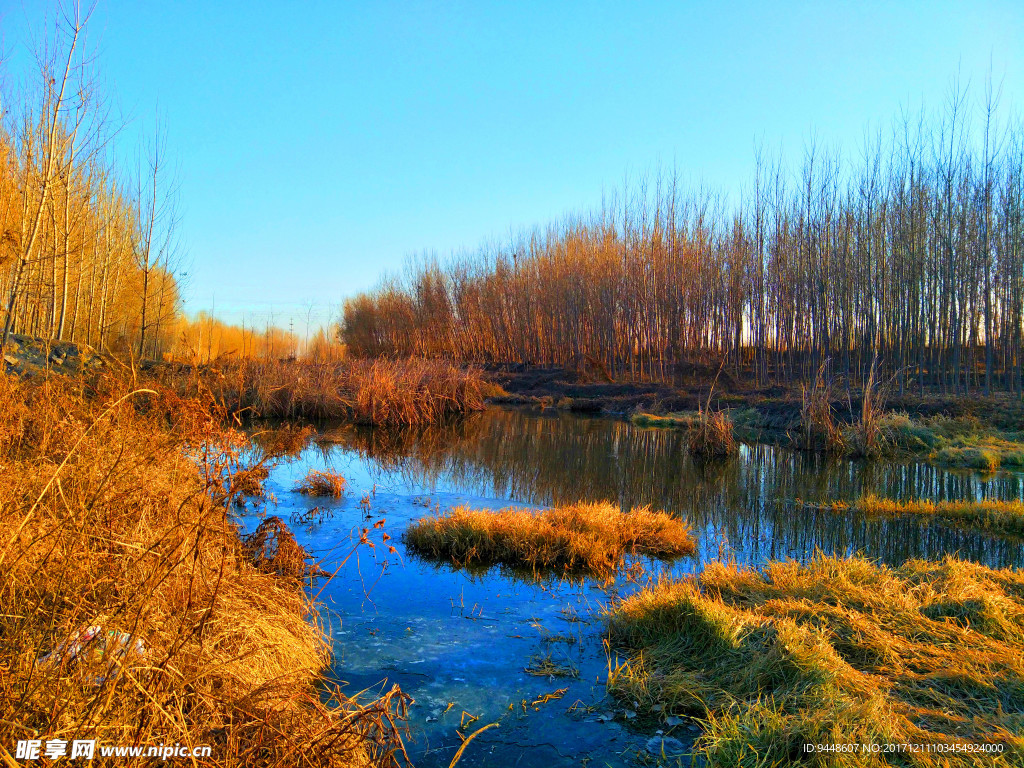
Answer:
[2,1,1022,331]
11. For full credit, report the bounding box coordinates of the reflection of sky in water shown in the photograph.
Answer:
[249,408,1024,767]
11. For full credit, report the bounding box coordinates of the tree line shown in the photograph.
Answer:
[173,313,345,364]
[0,7,180,359]
[342,85,1024,395]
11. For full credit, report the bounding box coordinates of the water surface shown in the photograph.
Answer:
[252,407,1024,766]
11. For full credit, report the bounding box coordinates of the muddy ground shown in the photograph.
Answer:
[485,363,1024,432]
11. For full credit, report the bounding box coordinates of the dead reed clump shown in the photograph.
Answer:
[687,409,736,459]
[243,516,322,579]
[295,469,347,498]
[230,465,270,500]
[403,501,696,579]
[846,358,890,458]
[605,554,1024,766]
[0,372,408,767]
[799,362,846,453]
[345,357,487,426]
[687,371,737,459]
[162,357,487,426]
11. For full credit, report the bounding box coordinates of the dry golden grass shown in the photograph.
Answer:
[403,501,696,579]
[162,357,487,426]
[606,554,1024,766]
[845,361,890,458]
[294,469,347,498]
[0,372,407,767]
[826,494,1024,538]
[800,364,847,453]
[688,409,737,459]
[243,516,324,579]
[630,410,703,429]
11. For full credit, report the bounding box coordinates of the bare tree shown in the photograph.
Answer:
[1,4,91,350]
[134,122,181,358]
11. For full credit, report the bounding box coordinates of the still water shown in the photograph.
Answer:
[253,407,1024,767]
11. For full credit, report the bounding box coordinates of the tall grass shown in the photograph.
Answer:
[799,363,846,453]
[0,372,408,766]
[846,358,890,458]
[161,357,488,425]
[687,409,736,459]
[606,554,1024,766]
[404,501,696,579]
[688,378,737,459]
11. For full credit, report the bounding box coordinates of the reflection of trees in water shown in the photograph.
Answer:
[321,409,1024,569]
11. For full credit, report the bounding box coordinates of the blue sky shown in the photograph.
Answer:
[3,1,1022,330]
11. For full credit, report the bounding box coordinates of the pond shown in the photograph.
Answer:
[250,407,1024,767]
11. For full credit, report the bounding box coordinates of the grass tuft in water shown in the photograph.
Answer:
[404,501,695,578]
[630,411,703,429]
[295,469,347,497]
[687,409,736,459]
[524,652,579,678]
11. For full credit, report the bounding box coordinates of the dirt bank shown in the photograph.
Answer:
[485,364,1024,433]
[1,333,108,377]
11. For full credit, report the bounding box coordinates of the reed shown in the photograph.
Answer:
[799,363,846,453]
[294,469,347,498]
[403,501,696,579]
[0,371,408,766]
[684,372,737,459]
[606,554,1024,766]
[687,409,736,459]
[162,357,486,426]
[846,358,890,458]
